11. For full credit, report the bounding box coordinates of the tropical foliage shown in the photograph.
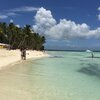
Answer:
[0,22,45,50]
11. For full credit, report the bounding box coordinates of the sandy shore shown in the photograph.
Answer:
[0,49,49,69]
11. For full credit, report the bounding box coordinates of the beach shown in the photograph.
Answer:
[0,51,100,100]
[0,49,49,69]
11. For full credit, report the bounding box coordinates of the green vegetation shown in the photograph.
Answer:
[0,22,45,50]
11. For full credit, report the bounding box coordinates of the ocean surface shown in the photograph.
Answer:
[0,51,100,100]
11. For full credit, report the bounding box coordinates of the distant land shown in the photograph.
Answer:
[45,48,100,52]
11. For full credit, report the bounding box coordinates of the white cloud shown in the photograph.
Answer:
[7,12,17,16]
[0,6,38,20]
[9,6,39,12]
[45,19,90,39]
[0,12,17,20]
[10,19,14,23]
[33,7,100,39]
[98,14,100,20]
[16,25,20,28]
[33,7,56,35]
[0,15,8,19]
[98,7,100,20]
[98,7,100,11]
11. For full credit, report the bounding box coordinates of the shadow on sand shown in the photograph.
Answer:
[49,55,64,58]
[78,64,100,77]
[86,56,100,58]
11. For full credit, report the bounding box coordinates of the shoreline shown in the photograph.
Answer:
[0,49,49,70]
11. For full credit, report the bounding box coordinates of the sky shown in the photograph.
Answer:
[0,0,100,50]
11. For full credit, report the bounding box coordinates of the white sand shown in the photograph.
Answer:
[0,49,49,69]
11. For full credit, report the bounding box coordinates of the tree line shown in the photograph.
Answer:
[0,22,45,50]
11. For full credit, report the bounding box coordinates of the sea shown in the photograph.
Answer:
[0,51,100,100]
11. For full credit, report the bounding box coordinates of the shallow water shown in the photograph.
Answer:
[0,51,100,100]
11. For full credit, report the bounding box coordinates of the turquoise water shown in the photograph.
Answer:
[0,51,100,100]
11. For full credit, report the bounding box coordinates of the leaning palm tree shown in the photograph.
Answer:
[0,22,46,50]
[0,22,8,43]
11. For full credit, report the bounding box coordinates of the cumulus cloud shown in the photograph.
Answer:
[33,7,100,39]
[33,7,56,35]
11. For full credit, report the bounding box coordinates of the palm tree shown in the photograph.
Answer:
[0,22,8,43]
[0,22,46,50]
[7,23,14,46]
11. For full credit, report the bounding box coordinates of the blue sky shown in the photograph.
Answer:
[0,0,100,50]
